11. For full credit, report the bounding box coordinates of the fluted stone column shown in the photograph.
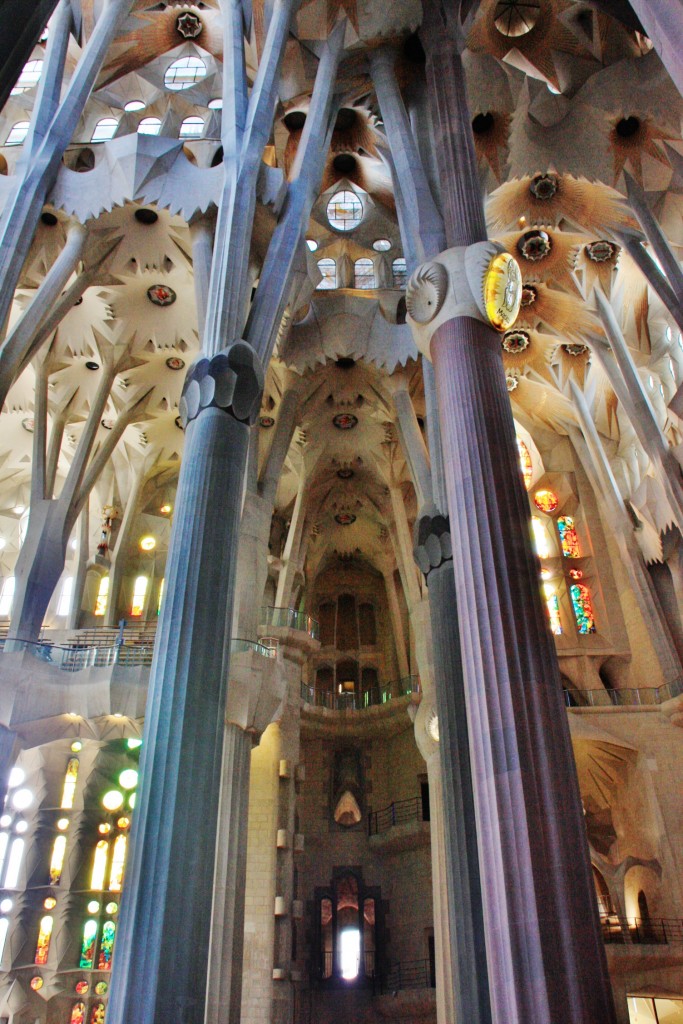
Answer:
[107,346,263,1024]
[417,6,617,1022]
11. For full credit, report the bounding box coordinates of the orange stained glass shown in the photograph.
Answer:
[557,516,581,558]
[60,758,79,809]
[34,915,53,965]
[543,584,563,635]
[49,835,66,885]
[517,438,533,489]
[69,1001,86,1024]
[533,488,559,514]
[89,1003,106,1024]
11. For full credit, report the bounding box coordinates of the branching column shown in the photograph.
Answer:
[418,5,617,1022]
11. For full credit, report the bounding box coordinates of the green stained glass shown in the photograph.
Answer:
[97,920,115,970]
[79,920,97,968]
[557,516,581,558]
[570,583,596,634]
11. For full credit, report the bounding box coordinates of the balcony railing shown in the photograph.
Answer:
[0,636,275,671]
[260,606,319,640]
[564,678,683,708]
[601,915,683,945]
[383,958,434,992]
[300,676,420,711]
[368,796,427,837]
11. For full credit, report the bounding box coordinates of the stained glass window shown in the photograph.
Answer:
[543,584,563,635]
[327,190,363,232]
[531,517,551,558]
[570,583,596,634]
[98,920,115,969]
[517,438,533,489]
[80,920,98,968]
[316,258,336,290]
[109,835,127,892]
[95,576,109,616]
[557,516,581,558]
[354,258,375,289]
[69,1001,86,1024]
[5,838,24,888]
[49,835,66,884]
[533,489,559,514]
[91,841,109,890]
[130,576,147,617]
[89,1002,106,1024]
[34,915,53,964]
[61,757,80,809]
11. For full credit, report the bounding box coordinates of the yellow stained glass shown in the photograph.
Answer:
[531,517,551,559]
[91,840,108,890]
[130,576,147,617]
[543,584,563,635]
[49,835,66,885]
[34,915,53,965]
[109,835,127,892]
[94,576,109,617]
[517,438,533,490]
[60,757,79,809]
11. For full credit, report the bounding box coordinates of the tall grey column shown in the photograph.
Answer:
[107,347,263,1024]
[419,5,617,1022]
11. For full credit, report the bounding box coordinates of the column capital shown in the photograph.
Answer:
[179,341,264,427]
[406,243,522,360]
[414,504,452,578]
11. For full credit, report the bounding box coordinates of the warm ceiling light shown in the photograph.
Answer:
[160,504,172,515]
[140,536,156,551]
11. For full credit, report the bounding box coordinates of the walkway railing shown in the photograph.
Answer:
[383,959,434,992]
[564,678,683,708]
[300,676,420,711]
[368,796,427,837]
[0,636,275,671]
[601,915,683,945]
[260,606,319,640]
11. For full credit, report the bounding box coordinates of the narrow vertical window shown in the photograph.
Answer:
[57,577,73,616]
[517,438,533,489]
[91,117,118,142]
[49,835,67,884]
[316,258,336,290]
[69,1001,86,1024]
[543,584,563,635]
[354,258,375,289]
[91,840,109,890]
[98,920,116,969]
[531,517,550,558]
[94,575,109,616]
[130,576,148,617]
[89,1002,106,1024]
[4,838,24,888]
[391,257,407,288]
[0,833,8,878]
[157,577,165,614]
[34,915,53,964]
[570,583,596,634]
[557,515,581,558]
[108,834,127,891]
[80,919,98,968]
[60,758,79,809]
[0,577,15,616]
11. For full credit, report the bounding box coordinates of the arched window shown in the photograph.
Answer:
[0,577,15,616]
[61,757,80,809]
[5,122,29,146]
[57,576,73,616]
[327,190,363,232]
[557,516,581,558]
[91,840,109,890]
[179,115,204,138]
[570,583,596,634]
[164,56,207,91]
[11,60,43,95]
[592,866,613,917]
[543,583,562,635]
[137,117,161,136]
[34,914,53,964]
[392,257,407,288]
[49,835,66,884]
[354,258,375,289]
[531,517,550,558]
[91,117,118,142]
[316,871,381,985]
[69,1001,86,1024]
[4,838,24,888]
[89,1002,106,1024]
[80,919,98,967]
[516,438,533,489]
[316,258,336,290]
[130,576,148,617]
[94,575,109,616]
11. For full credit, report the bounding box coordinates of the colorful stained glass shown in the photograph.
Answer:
[80,920,97,968]
[517,438,533,489]
[533,488,559,513]
[75,981,89,995]
[61,758,79,809]
[34,915,53,965]
[109,835,127,892]
[557,516,581,558]
[531,517,551,559]
[543,584,563,635]
[49,835,66,884]
[97,920,115,969]
[130,575,147,617]
[89,1003,106,1024]
[95,982,108,995]
[69,1001,86,1024]
[91,840,108,890]
[94,576,109,617]
[570,584,596,634]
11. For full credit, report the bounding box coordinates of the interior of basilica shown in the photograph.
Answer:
[0,0,681,1022]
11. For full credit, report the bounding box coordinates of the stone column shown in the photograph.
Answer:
[107,347,264,1024]
[382,568,410,681]
[417,6,617,1022]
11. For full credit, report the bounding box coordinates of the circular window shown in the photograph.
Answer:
[326,190,363,232]
[494,0,541,37]
[164,56,207,92]
[373,239,391,252]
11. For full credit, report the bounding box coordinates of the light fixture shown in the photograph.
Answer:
[119,769,138,790]
[140,535,156,551]
[102,790,124,811]
[160,503,172,515]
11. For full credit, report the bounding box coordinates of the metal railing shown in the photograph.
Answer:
[301,676,420,711]
[368,796,427,837]
[601,915,683,945]
[384,958,434,992]
[564,678,683,708]
[260,606,319,640]
[230,638,277,659]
